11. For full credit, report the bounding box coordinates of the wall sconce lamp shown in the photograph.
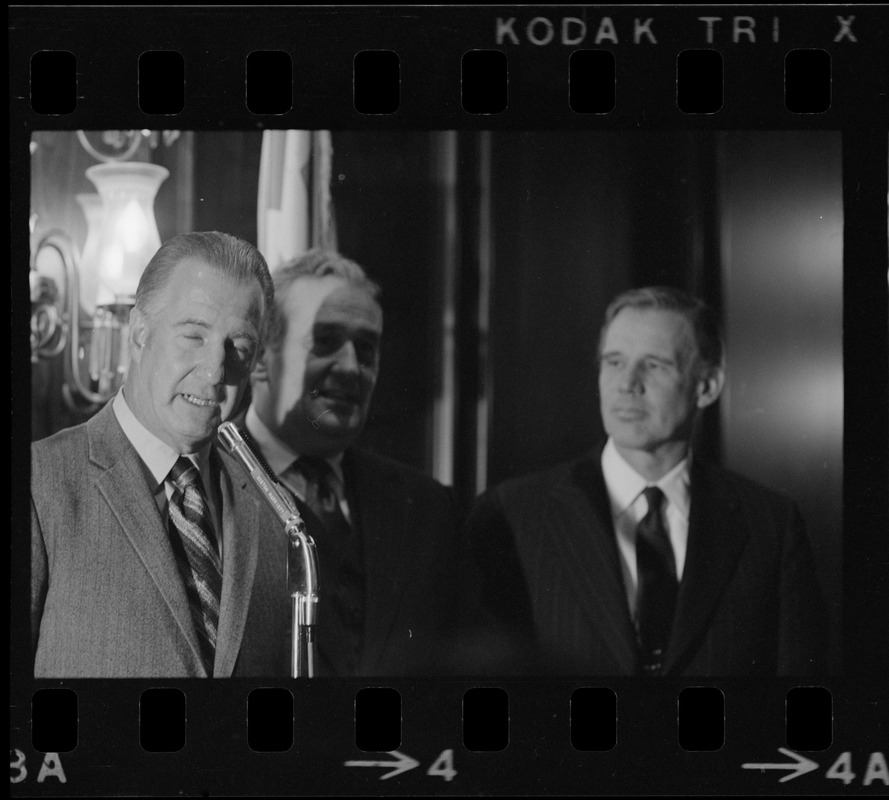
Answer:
[30,132,171,412]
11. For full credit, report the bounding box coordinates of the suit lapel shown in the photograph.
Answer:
[88,405,206,676]
[345,451,412,673]
[662,460,750,674]
[212,447,260,677]
[544,453,640,673]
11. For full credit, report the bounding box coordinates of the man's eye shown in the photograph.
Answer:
[313,335,339,352]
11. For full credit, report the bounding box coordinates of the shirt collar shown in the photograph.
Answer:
[113,390,211,488]
[244,404,345,485]
[601,437,691,520]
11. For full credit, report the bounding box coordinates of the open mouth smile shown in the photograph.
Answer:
[182,393,219,408]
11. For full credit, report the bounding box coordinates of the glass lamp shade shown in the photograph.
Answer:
[85,162,169,305]
[74,192,103,315]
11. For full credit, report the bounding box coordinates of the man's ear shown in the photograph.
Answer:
[129,307,148,363]
[251,347,269,383]
[695,364,725,410]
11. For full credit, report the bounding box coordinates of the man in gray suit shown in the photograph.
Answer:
[31,231,290,678]
[464,286,826,677]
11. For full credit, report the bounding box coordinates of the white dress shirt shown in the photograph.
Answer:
[113,390,223,559]
[244,404,351,523]
[600,437,691,620]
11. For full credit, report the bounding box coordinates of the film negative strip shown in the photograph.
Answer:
[11,4,888,796]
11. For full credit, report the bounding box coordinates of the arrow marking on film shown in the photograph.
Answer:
[742,748,820,783]
[344,750,420,780]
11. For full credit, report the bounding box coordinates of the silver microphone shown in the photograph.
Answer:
[217,421,296,525]
[217,420,319,678]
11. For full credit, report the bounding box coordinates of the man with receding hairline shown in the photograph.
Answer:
[32,231,290,678]
[464,285,825,677]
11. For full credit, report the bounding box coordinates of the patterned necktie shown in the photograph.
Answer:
[635,486,678,676]
[167,456,223,675]
[295,455,352,539]
[294,455,364,676]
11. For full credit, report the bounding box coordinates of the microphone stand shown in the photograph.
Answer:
[217,421,319,678]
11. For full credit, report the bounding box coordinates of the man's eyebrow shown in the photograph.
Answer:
[174,318,258,343]
[599,350,676,365]
[643,353,678,366]
[313,321,381,340]
[174,317,210,329]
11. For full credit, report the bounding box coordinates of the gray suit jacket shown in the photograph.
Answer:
[31,402,290,678]
[464,445,827,677]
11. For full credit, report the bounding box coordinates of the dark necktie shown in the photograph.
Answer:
[167,456,223,675]
[635,486,678,676]
[295,455,352,539]
[294,455,365,676]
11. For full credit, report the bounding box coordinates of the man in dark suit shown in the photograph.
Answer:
[464,286,825,677]
[32,231,290,677]
[236,249,469,676]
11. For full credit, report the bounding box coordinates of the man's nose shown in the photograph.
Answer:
[617,363,643,393]
[332,340,360,373]
[198,342,226,385]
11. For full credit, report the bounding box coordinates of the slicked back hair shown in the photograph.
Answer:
[135,231,274,331]
[264,248,382,353]
[598,285,725,372]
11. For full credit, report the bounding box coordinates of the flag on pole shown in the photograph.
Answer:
[256,130,336,271]
[311,129,337,253]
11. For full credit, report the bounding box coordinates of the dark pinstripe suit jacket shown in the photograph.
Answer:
[338,447,471,675]
[463,444,826,677]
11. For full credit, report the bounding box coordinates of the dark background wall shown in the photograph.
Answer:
[718,131,843,672]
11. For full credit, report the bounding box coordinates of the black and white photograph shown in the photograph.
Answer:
[27,128,844,680]
[11,4,888,797]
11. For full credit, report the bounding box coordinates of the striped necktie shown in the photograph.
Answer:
[167,456,223,675]
[294,455,364,675]
[296,455,351,539]
[635,486,678,676]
